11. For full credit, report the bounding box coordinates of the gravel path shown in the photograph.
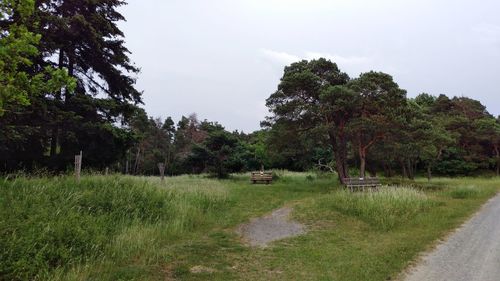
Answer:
[404,193,500,281]
[237,207,306,247]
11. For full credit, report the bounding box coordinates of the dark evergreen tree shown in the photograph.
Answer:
[0,0,141,171]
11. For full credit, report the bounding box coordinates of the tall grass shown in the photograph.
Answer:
[413,177,500,199]
[2,174,498,280]
[316,187,436,230]
[0,175,228,281]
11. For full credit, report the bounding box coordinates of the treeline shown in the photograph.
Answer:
[1,2,499,180]
[118,110,331,178]
[117,76,500,180]
[264,59,500,181]
[121,111,267,178]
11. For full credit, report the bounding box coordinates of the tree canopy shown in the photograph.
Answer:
[0,0,74,115]
[0,0,140,171]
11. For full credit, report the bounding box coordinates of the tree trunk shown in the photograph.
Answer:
[427,164,432,182]
[407,160,414,180]
[401,160,407,179]
[134,148,141,174]
[49,49,65,160]
[334,152,348,183]
[328,129,349,183]
[49,127,59,157]
[359,147,366,178]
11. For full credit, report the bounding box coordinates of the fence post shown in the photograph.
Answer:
[158,163,165,182]
[75,151,82,182]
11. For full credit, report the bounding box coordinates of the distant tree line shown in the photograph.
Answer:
[121,111,268,178]
[1,2,498,179]
[264,59,500,181]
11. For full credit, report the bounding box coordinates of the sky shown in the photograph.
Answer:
[118,0,500,132]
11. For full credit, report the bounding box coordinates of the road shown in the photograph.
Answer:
[404,193,500,281]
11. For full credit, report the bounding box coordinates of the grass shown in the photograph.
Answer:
[0,175,229,280]
[0,173,499,280]
[310,187,437,230]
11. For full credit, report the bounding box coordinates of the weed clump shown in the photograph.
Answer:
[448,185,480,199]
[319,187,436,230]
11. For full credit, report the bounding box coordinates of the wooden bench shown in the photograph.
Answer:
[251,172,273,184]
[343,177,381,192]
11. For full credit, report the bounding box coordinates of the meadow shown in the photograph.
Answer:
[0,173,499,280]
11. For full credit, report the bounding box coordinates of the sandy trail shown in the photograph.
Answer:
[404,193,500,281]
[237,207,306,247]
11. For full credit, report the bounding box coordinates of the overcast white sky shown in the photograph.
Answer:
[119,0,500,132]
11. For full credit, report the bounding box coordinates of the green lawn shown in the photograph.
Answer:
[1,173,499,280]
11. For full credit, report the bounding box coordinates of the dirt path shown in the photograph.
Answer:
[404,193,500,281]
[237,207,306,247]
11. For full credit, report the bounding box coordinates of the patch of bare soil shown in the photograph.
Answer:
[237,207,306,247]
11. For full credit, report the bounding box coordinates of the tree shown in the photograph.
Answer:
[188,130,242,178]
[475,117,500,176]
[265,58,353,182]
[0,0,141,171]
[36,0,140,163]
[434,97,491,175]
[0,0,73,115]
[412,94,457,180]
[420,116,456,181]
[348,72,407,178]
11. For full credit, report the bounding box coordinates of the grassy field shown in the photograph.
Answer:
[0,173,499,280]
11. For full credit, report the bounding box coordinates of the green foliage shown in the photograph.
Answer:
[189,130,243,178]
[434,147,481,175]
[264,59,499,179]
[0,0,75,115]
[347,71,408,177]
[0,0,139,172]
[265,58,352,179]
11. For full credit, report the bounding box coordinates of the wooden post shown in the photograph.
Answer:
[158,163,165,182]
[75,151,82,182]
[105,167,109,175]
[134,148,141,174]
